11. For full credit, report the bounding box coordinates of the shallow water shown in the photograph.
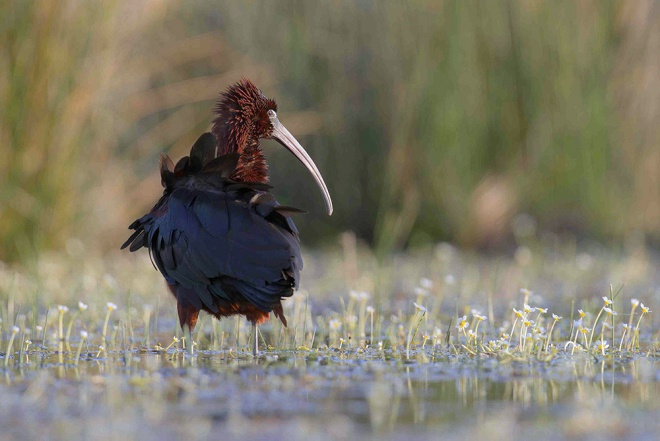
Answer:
[1,247,658,440]
[1,348,658,441]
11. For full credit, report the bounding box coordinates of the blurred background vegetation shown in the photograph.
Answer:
[1,0,659,263]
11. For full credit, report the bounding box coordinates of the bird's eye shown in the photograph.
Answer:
[267,109,277,119]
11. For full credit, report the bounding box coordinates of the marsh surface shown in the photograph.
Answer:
[1,246,658,440]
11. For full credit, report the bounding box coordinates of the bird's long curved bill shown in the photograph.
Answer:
[270,116,333,215]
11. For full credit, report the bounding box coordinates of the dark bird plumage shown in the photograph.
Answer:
[122,80,332,348]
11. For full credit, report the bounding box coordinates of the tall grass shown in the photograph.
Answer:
[203,0,660,251]
[1,0,659,262]
[0,0,271,261]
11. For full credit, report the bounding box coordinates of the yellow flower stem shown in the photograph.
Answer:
[58,311,65,341]
[65,311,80,342]
[74,337,85,366]
[508,317,518,347]
[629,312,646,350]
[101,309,113,345]
[4,332,17,367]
[627,304,637,331]
[474,319,483,337]
[164,337,179,353]
[544,320,557,352]
[406,310,426,360]
[589,306,605,347]
[369,310,374,348]
[618,327,628,352]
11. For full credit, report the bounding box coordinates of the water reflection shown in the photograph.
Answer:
[1,348,658,438]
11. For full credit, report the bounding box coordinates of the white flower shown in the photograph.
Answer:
[366,306,375,314]
[603,307,617,316]
[456,315,468,331]
[467,330,477,339]
[641,303,651,314]
[513,308,524,318]
[11,326,20,334]
[595,340,609,351]
[602,296,613,306]
[58,305,69,313]
[631,299,639,307]
[329,319,342,331]
[523,304,536,314]
[413,302,427,313]
[419,278,433,290]
[473,313,487,321]
[537,307,548,314]
[552,314,562,321]
[414,287,429,297]
[106,302,118,311]
[80,330,88,339]
[102,274,117,288]
[349,290,370,302]
[78,302,88,311]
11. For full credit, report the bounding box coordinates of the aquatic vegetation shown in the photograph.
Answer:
[0,245,658,440]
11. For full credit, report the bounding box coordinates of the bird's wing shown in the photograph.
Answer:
[124,187,301,313]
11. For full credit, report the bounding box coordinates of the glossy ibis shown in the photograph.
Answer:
[122,79,332,356]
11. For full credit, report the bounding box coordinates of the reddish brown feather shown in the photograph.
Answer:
[211,79,277,184]
[173,292,287,328]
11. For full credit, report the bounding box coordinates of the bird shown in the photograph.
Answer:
[121,79,332,356]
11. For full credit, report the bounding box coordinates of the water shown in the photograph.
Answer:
[1,348,658,441]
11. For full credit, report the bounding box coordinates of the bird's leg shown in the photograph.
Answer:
[183,323,194,357]
[253,322,259,357]
[177,301,198,358]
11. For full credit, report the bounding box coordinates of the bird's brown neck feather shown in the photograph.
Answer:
[230,138,268,183]
[212,118,269,183]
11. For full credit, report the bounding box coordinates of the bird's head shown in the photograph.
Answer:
[212,79,332,215]
[213,79,278,145]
